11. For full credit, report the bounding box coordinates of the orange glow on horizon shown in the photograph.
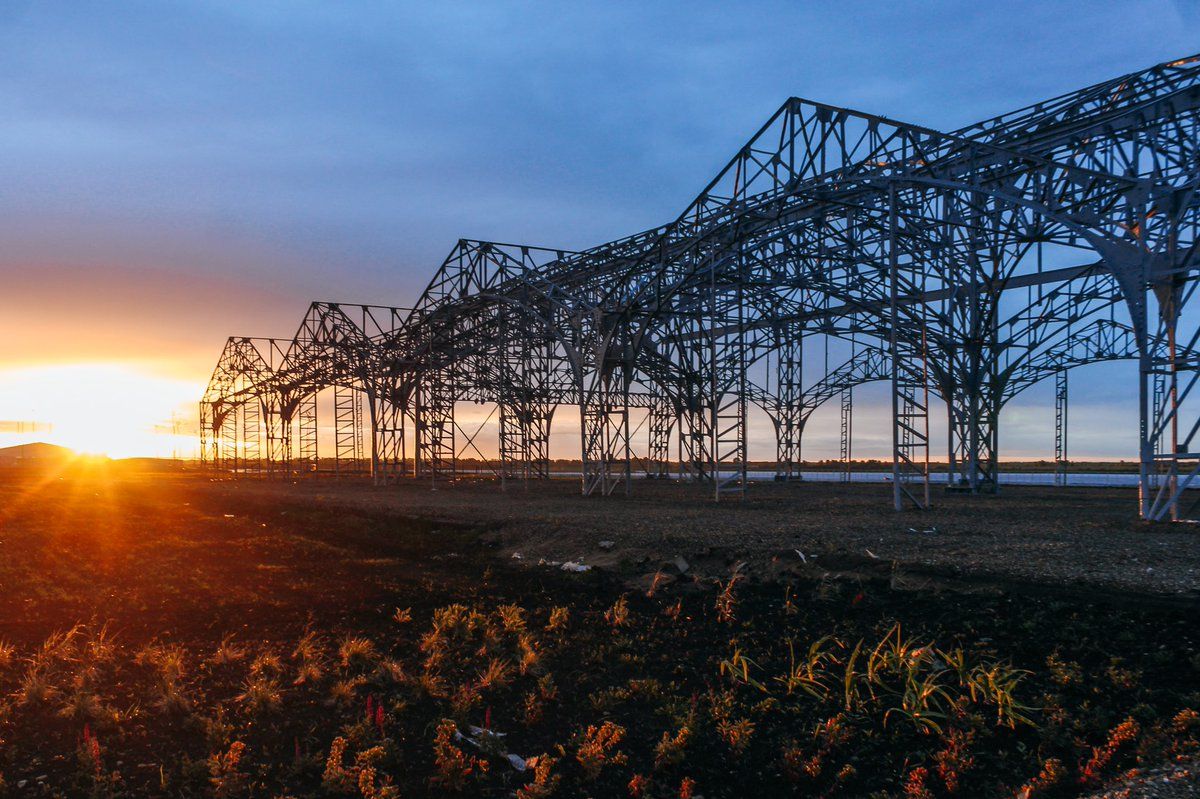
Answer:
[0,363,202,459]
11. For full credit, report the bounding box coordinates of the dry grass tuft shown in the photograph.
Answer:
[338,636,378,670]
[210,635,247,666]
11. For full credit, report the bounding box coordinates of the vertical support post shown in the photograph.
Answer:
[334,384,361,477]
[646,386,672,479]
[839,387,853,482]
[220,407,238,474]
[375,387,407,483]
[199,402,210,469]
[298,393,318,475]
[580,363,631,496]
[263,399,285,478]
[774,335,803,480]
[706,254,748,501]
[888,182,931,511]
[1054,370,1068,487]
[242,399,262,476]
[416,370,457,488]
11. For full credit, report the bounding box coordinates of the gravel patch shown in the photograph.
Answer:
[1082,757,1200,798]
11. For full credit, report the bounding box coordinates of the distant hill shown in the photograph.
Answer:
[0,442,78,465]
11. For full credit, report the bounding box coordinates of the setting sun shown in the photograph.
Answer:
[0,363,201,458]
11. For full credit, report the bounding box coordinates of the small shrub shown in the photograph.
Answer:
[497,604,527,633]
[576,721,627,780]
[1017,757,1065,797]
[515,754,560,799]
[604,596,630,629]
[1079,717,1139,786]
[546,607,570,633]
[324,737,397,798]
[654,726,690,769]
[208,741,249,798]
[716,717,755,754]
[431,719,487,791]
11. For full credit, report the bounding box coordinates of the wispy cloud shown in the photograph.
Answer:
[0,1,1191,456]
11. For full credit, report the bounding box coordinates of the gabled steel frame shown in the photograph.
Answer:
[200,53,1200,521]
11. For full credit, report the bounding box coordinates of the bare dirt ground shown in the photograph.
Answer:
[1,465,1197,797]
[219,475,1200,598]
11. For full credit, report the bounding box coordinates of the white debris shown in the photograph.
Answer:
[223,514,235,518]
[510,552,524,560]
[598,540,616,550]
[452,724,527,771]
[561,561,591,573]
[865,549,880,559]
[794,550,807,563]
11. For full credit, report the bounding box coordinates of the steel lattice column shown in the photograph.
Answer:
[839,387,853,483]
[297,393,318,475]
[774,336,804,480]
[416,370,456,487]
[889,184,931,511]
[1054,370,1068,487]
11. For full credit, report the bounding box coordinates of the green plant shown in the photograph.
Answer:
[775,636,840,699]
[719,647,767,693]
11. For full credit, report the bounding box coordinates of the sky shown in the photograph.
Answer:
[1,0,1196,459]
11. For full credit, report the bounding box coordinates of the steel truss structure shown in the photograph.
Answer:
[202,54,1200,520]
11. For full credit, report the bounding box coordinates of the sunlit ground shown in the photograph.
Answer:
[0,362,201,458]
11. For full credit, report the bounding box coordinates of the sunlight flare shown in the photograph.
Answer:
[0,363,202,458]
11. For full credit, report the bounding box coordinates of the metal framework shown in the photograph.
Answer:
[201,54,1200,520]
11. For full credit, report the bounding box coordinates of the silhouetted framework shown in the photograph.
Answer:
[201,54,1200,520]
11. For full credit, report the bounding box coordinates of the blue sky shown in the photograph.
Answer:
[0,0,1195,458]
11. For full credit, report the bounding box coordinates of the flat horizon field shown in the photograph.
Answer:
[0,465,1197,797]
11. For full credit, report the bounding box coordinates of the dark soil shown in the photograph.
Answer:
[0,466,1197,798]
[220,475,1200,597]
